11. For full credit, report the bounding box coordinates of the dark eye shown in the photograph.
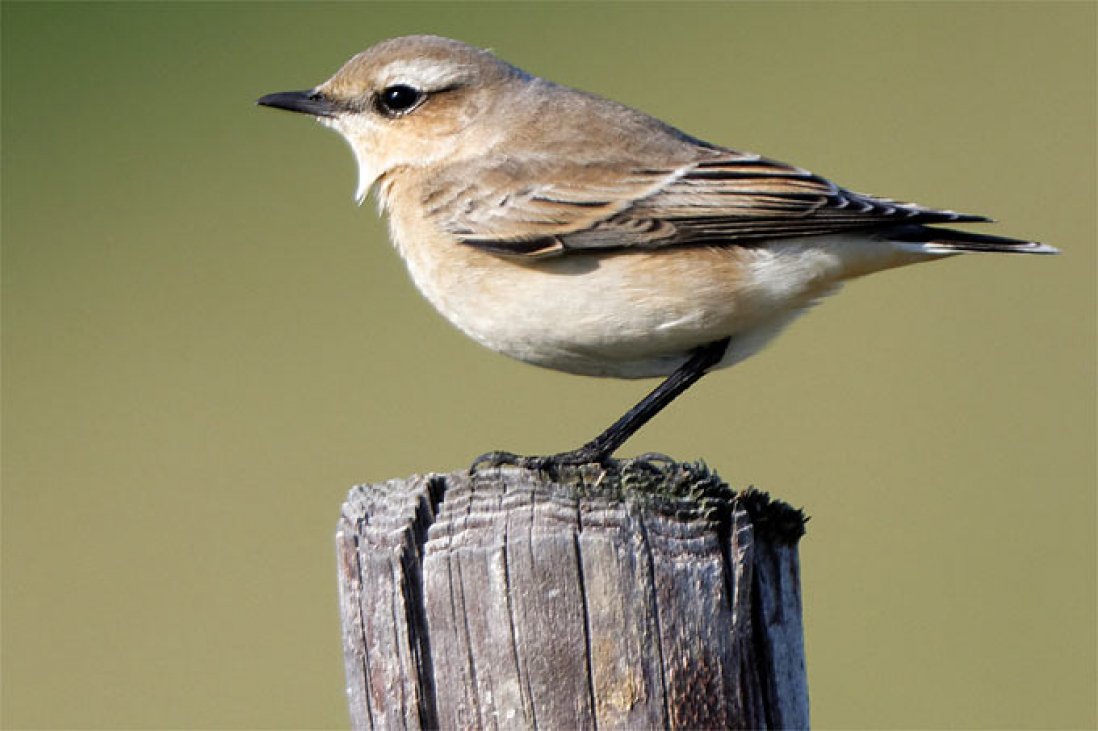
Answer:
[376,85,423,116]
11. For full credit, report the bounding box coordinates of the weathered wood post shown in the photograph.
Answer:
[336,460,809,729]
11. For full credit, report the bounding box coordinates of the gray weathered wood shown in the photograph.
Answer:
[337,461,808,729]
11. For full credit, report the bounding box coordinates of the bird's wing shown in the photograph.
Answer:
[421,157,667,256]
[426,151,988,258]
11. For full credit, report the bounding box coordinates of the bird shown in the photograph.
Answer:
[258,35,1057,469]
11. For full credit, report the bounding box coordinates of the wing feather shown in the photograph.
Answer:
[424,151,989,257]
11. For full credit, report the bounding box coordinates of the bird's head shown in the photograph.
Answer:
[258,35,527,204]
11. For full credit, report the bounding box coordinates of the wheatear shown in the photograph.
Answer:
[259,35,1057,468]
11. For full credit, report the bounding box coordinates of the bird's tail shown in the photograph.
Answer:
[887,224,1060,255]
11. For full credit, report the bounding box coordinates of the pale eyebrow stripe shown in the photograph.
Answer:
[378,59,475,89]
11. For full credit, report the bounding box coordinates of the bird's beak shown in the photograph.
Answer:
[257,90,338,118]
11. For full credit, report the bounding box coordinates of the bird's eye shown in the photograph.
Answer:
[376,85,424,116]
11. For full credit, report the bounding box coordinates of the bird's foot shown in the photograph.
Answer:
[469,444,613,476]
[631,451,678,467]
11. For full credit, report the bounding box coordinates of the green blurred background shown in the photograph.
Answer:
[3,2,1094,728]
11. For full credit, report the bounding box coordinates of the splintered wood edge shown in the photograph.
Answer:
[448,461,808,542]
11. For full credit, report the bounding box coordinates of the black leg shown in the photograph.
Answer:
[473,337,731,471]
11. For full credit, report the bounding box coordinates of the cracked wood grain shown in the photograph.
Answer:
[337,462,808,730]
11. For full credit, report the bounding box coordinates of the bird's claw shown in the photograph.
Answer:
[468,450,528,472]
[468,445,612,476]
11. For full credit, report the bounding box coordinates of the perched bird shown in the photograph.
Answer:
[258,35,1057,468]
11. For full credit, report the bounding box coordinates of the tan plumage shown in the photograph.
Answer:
[258,35,1057,463]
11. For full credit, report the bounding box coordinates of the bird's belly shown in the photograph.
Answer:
[395,237,876,378]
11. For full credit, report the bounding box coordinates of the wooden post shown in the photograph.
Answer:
[336,461,809,730]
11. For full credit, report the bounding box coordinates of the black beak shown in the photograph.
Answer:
[257,90,338,117]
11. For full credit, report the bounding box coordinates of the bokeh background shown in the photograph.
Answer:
[3,2,1094,728]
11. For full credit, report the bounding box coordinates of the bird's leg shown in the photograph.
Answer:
[472,337,731,472]
[550,336,731,464]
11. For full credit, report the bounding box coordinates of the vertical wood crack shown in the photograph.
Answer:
[351,529,376,729]
[407,478,442,728]
[636,510,672,729]
[572,516,599,730]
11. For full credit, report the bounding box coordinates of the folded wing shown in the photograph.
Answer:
[426,151,990,258]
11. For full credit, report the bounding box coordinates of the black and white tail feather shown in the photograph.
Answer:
[887,224,1060,256]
